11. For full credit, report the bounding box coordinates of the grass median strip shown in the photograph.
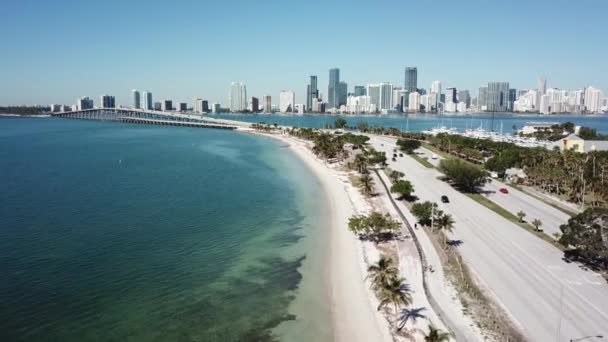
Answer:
[465,193,565,251]
[410,154,435,168]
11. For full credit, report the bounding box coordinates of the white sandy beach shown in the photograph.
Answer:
[258,131,394,342]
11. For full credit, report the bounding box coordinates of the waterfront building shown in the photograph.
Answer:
[328,68,340,109]
[354,86,366,96]
[250,97,259,112]
[457,102,467,112]
[379,82,393,111]
[458,90,471,108]
[427,92,438,112]
[178,103,188,112]
[539,94,550,114]
[194,98,204,113]
[513,90,538,112]
[263,95,272,113]
[559,133,608,153]
[212,103,221,113]
[404,67,417,92]
[408,92,420,112]
[430,81,442,111]
[445,87,457,104]
[306,75,318,112]
[295,104,305,114]
[347,95,373,113]
[50,104,62,113]
[367,84,380,112]
[154,102,162,111]
[478,86,488,111]
[508,89,517,111]
[100,95,115,109]
[584,86,602,113]
[229,82,247,112]
[337,81,348,108]
[142,91,153,110]
[162,100,173,111]
[132,89,141,109]
[420,94,430,112]
[486,82,509,112]
[279,90,295,113]
[77,97,94,110]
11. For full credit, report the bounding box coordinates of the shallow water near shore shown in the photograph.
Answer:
[0,117,332,341]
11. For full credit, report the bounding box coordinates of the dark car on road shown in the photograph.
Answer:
[441,195,449,203]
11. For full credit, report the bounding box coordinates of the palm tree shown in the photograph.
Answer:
[377,277,413,329]
[531,218,543,231]
[353,153,368,174]
[398,307,427,330]
[424,324,450,342]
[389,170,405,183]
[435,213,455,246]
[358,174,375,197]
[367,256,399,291]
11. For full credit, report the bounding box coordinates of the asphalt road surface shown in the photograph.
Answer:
[372,136,608,342]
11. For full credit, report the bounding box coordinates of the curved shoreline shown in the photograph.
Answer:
[250,131,393,342]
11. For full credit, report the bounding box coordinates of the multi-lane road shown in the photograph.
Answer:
[418,147,572,237]
[371,135,608,342]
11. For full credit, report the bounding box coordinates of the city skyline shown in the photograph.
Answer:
[2,0,608,106]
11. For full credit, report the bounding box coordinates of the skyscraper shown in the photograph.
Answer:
[337,81,348,108]
[142,91,153,110]
[328,68,340,109]
[100,95,115,109]
[354,86,366,96]
[445,87,457,103]
[487,82,510,112]
[458,90,471,108]
[379,83,393,111]
[508,88,517,112]
[250,97,259,112]
[306,75,318,112]
[538,77,547,95]
[194,98,204,113]
[408,92,420,112]
[279,91,295,113]
[404,67,417,92]
[478,86,488,110]
[263,95,272,113]
[367,84,380,112]
[229,82,247,112]
[77,97,94,110]
[132,89,141,109]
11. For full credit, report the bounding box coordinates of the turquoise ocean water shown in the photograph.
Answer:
[0,117,331,341]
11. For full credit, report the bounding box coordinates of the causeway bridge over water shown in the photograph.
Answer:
[51,108,250,130]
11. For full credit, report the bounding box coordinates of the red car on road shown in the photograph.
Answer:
[499,188,509,194]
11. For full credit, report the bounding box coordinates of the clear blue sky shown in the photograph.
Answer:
[1,0,607,106]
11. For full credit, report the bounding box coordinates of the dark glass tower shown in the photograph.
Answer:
[404,67,417,92]
[328,68,340,109]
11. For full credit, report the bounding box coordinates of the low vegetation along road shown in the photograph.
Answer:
[371,135,608,342]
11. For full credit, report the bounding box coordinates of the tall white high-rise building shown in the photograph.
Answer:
[279,90,295,113]
[194,98,204,113]
[584,86,602,113]
[539,94,550,114]
[142,91,153,110]
[367,84,381,112]
[229,82,247,112]
[379,82,393,111]
[430,81,442,111]
[132,89,141,109]
[408,92,420,112]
